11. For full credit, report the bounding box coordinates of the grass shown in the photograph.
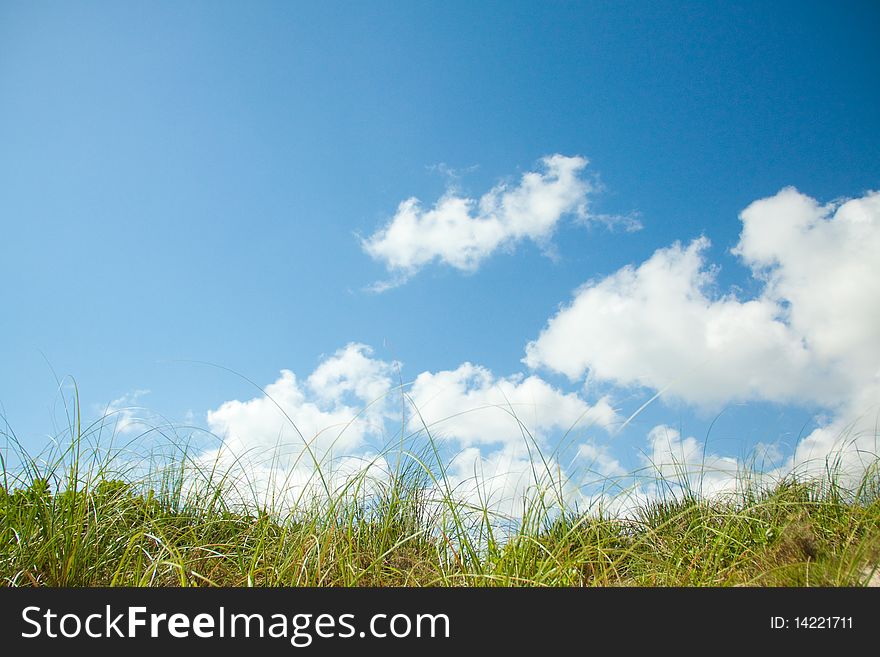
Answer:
[1,392,878,587]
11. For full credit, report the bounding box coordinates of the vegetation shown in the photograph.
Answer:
[1,396,878,587]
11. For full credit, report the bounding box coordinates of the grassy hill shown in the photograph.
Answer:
[2,441,877,587]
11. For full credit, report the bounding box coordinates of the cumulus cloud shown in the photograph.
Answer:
[526,187,880,477]
[642,425,741,496]
[402,363,619,519]
[306,343,397,406]
[196,343,617,512]
[361,155,592,284]
[591,424,747,516]
[407,362,617,448]
[735,188,880,401]
[199,344,396,506]
[442,445,575,520]
[524,236,819,405]
[205,344,394,455]
[576,441,627,478]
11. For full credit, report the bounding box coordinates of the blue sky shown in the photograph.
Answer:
[2,1,879,506]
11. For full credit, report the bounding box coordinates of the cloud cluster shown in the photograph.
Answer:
[361,155,591,285]
[526,187,880,476]
[442,445,573,520]
[198,344,616,511]
[197,344,395,505]
[592,425,746,516]
[206,343,394,457]
[194,185,879,515]
[643,425,741,495]
[405,363,618,517]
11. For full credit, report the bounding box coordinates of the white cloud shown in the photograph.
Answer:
[737,188,880,478]
[642,424,741,496]
[576,441,626,478]
[407,362,617,448]
[784,382,880,479]
[205,344,393,457]
[403,363,619,518]
[198,344,396,506]
[194,343,619,513]
[441,444,574,521]
[525,187,880,477]
[591,425,746,516]
[361,155,591,283]
[734,188,880,403]
[524,236,818,405]
[306,343,396,407]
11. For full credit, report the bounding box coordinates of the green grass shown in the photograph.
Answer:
[1,395,878,587]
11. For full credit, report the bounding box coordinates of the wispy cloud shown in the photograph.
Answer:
[100,389,151,436]
[580,211,643,233]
